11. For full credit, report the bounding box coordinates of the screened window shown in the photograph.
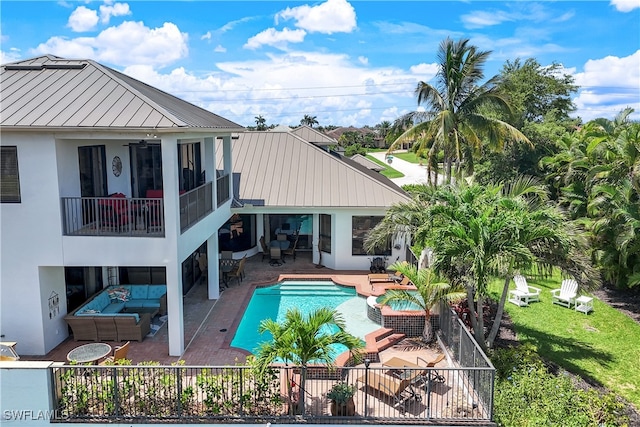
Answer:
[1,146,20,203]
[319,214,331,253]
[352,216,390,256]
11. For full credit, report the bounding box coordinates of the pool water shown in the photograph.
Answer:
[231,281,380,356]
[376,292,423,311]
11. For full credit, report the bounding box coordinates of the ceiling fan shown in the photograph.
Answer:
[123,139,148,148]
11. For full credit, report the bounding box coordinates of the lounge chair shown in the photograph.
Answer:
[508,275,541,307]
[383,354,446,385]
[551,279,578,308]
[357,371,421,412]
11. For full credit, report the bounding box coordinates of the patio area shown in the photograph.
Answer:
[26,251,412,366]
[18,251,494,424]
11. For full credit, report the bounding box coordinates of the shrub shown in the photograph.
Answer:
[492,345,628,426]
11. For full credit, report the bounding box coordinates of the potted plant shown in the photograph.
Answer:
[327,382,356,416]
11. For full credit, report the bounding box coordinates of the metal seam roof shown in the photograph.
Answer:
[218,131,409,209]
[0,55,243,131]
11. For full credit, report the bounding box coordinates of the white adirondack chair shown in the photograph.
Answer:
[508,275,541,306]
[551,279,578,308]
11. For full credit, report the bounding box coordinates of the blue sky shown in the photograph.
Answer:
[1,0,639,127]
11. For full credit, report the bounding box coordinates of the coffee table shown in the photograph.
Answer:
[67,342,112,364]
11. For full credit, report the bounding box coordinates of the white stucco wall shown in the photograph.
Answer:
[1,133,67,354]
[1,131,234,356]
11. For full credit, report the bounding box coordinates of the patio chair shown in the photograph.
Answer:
[270,246,282,266]
[508,275,541,307]
[551,278,578,308]
[259,236,270,262]
[283,235,299,261]
[228,255,247,285]
[99,341,130,365]
[357,371,421,412]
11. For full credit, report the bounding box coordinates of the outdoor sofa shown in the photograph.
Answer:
[64,284,166,342]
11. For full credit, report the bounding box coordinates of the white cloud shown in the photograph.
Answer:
[610,0,640,12]
[244,28,306,50]
[99,2,131,24]
[0,48,22,65]
[214,45,226,53]
[201,32,212,41]
[409,63,438,78]
[31,21,188,67]
[358,56,368,65]
[572,50,640,121]
[68,6,99,32]
[119,50,419,127]
[277,0,357,34]
[461,10,513,29]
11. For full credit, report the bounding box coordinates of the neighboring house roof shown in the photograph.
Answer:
[290,125,337,146]
[0,55,243,131]
[325,126,376,140]
[218,131,409,208]
[350,154,384,172]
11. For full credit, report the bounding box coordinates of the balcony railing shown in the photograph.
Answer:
[61,196,164,237]
[51,363,494,423]
[180,181,213,233]
[216,173,230,207]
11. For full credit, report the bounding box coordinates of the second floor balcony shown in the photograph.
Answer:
[62,180,223,237]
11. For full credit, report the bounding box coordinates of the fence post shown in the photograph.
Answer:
[364,359,370,418]
[176,367,183,416]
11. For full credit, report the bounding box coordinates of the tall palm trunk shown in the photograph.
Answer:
[487,276,511,348]
[422,313,434,342]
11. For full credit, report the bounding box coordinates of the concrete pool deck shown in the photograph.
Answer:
[25,252,441,368]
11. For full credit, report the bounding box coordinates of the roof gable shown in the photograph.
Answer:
[290,125,337,145]
[0,55,243,131]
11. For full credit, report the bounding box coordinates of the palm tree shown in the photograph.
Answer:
[378,262,465,342]
[255,307,363,413]
[388,37,529,184]
[366,180,598,351]
[255,115,267,131]
[300,114,319,128]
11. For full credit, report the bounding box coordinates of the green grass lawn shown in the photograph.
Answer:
[391,151,423,164]
[365,154,404,179]
[489,275,640,408]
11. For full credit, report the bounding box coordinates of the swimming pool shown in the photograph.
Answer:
[231,280,380,355]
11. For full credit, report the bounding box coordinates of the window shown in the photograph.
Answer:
[352,216,390,256]
[1,146,20,203]
[319,214,331,253]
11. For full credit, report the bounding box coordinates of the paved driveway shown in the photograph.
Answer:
[369,151,429,187]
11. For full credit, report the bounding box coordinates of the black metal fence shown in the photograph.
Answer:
[51,362,493,424]
[438,302,495,419]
